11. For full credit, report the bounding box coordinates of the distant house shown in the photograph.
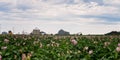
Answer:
[2,32,7,35]
[31,28,41,35]
[57,29,70,35]
[30,28,46,35]
[40,31,46,35]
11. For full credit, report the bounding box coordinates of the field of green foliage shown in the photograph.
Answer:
[0,35,120,60]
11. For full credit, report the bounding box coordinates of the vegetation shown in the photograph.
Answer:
[105,31,120,35]
[0,35,120,60]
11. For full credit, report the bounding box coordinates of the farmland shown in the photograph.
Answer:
[0,35,120,60]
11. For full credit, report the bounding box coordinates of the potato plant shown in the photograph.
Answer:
[0,35,120,60]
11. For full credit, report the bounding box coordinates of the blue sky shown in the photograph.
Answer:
[0,0,120,34]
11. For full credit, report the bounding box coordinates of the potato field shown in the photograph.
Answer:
[0,35,120,60]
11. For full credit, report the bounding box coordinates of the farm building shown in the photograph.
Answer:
[57,29,70,35]
[2,31,7,35]
[30,28,46,35]
[31,28,41,35]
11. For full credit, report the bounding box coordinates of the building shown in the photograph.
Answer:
[2,32,7,35]
[40,31,46,35]
[31,28,41,35]
[57,29,70,35]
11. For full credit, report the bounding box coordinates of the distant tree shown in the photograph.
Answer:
[105,31,120,35]
[8,30,13,35]
[77,32,82,35]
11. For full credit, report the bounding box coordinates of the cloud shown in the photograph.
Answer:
[0,0,119,20]
[104,0,120,6]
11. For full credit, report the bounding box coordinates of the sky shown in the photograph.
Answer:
[0,0,120,34]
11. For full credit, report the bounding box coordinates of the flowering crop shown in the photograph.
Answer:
[0,35,120,60]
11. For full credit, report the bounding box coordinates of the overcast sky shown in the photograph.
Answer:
[0,0,120,34]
